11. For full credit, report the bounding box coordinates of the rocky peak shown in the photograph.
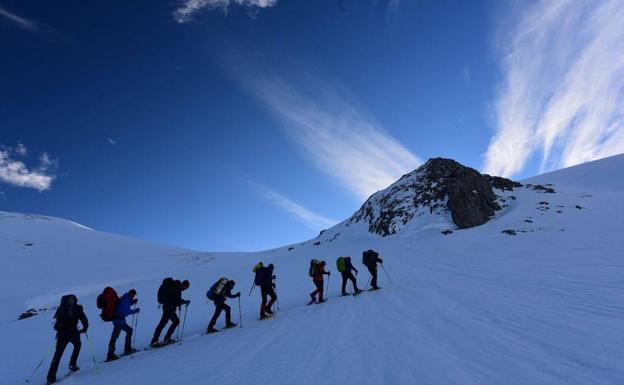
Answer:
[346,158,522,236]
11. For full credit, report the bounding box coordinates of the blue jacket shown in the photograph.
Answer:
[113,293,138,326]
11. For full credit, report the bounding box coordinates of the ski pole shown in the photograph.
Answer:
[238,296,243,327]
[326,274,330,300]
[178,304,189,345]
[132,311,139,348]
[25,339,56,383]
[248,283,255,296]
[176,308,181,339]
[381,264,393,285]
[84,332,100,375]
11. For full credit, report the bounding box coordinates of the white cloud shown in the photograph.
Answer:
[0,149,55,192]
[484,0,624,177]
[237,71,421,201]
[173,0,278,23]
[15,143,28,156]
[107,137,118,146]
[0,7,40,33]
[251,182,337,230]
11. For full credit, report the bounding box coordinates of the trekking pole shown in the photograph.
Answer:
[178,304,189,345]
[326,274,330,300]
[84,332,100,375]
[238,296,243,327]
[248,283,255,296]
[381,264,394,285]
[132,311,139,347]
[176,308,181,339]
[25,340,56,383]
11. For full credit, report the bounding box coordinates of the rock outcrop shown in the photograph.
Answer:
[347,158,521,236]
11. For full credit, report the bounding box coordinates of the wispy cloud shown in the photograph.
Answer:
[0,6,41,33]
[173,0,278,23]
[251,182,337,230]
[484,0,624,177]
[107,137,118,146]
[0,145,56,192]
[233,65,421,201]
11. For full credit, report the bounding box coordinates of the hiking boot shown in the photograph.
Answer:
[46,378,56,385]
[224,322,237,329]
[105,353,119,362]
[68,365,80,372]
[340,292,349,297]
[318,299,326,303]
[163,338,175,345]
[309,293,316,302]
[150,340,161,348]
[124,348,138,355]
[259,313,270,320]
[265,308,273,315]
[355,289,363,294]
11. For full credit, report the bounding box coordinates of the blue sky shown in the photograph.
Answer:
[1,0,623,251]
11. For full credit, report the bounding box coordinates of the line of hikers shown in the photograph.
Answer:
[42,250,384,384]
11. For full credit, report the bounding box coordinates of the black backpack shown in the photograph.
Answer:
[309,259,320,277]
[54,294,77,331]
[362,250,378,267]
[157,277,175,305]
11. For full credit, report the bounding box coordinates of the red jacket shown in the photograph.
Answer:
[313,265,329,282]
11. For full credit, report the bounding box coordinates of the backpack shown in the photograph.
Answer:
[254,267,267,286]
[309,259,320,277]
[96,287,119,322]
[157,277,175,305]
[336,257,346,273]
[54,294,77,330]
[206,278,229,300]
[252,262,263,273]
[362,250,378,267]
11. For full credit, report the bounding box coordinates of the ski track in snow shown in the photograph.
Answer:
[1,154,624,385]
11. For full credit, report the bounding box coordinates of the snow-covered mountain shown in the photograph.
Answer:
[1,155,623,385]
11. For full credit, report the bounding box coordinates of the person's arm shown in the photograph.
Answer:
[377,256,383,264]
[227,289,241,299]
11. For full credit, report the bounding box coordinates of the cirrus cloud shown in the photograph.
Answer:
[484,0,624,177]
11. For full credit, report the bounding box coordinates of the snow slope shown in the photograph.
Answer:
[1,154,623,385]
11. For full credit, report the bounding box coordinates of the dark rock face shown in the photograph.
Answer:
[347,158,521,235]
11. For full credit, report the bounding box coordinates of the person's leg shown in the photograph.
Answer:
[68,333,81,368]
[224,303,232,324]
[122,323,133,352]
[208,299,223,330]
[348,272,359,291]
[163,307,180,341]
[266,287,277,311]
[310,280,320,300]
[368,266,379,289]
[47,337,68,382]
[152,309,169,343]
[108,325,122,357]
[316,280,325,301]
[341,272,348,294]
[260,286,268,317]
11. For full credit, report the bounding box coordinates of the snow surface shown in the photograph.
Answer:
[1,154,623,385]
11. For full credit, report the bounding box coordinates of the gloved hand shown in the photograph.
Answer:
[135,308,141,314]
[184,300,191,306]
[328,271,331,275]
[132,298,138,305]
[235,292,241,298]
[79,328,87,334]
[379,259,384,264]
[272,275,276,279]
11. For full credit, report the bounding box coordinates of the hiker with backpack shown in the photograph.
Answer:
[151,279,190,347]
[362,249,383,290]
[106,289,140,361]
[46,294,88,384]
[308,260,330,304]
[337,256,362,296]
[206,278,241,333]
[255,263,277,319]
